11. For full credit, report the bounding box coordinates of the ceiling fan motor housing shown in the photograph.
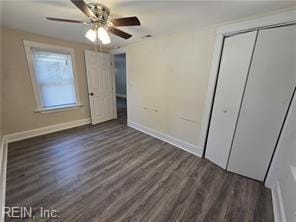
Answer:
[87,3,110,24]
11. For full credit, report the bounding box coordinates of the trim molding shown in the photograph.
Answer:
[23,40,82,112]
[116,94,127,99]
[5,118,91,143]
[0,137,8,222]
[271,182,287,222]
[128,121,203,157]
[110,46,128,55]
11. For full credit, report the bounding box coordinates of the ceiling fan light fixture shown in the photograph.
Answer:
[47,1,141,44]
[85,28,97,42]
[97,27,111,45]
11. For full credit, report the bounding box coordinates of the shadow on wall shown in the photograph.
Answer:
[114,53,126,98]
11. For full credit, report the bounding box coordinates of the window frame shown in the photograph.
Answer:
[24,40,81,113]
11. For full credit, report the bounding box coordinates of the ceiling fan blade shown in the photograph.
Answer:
[110,16,141,26]
[70,0,97,20]
[46,17,86,24]
[108,27,132,39]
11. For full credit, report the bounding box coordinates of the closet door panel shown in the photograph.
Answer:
[228,25,296,181]
[205,31,257,168]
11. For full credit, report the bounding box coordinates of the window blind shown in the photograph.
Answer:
[32,49,78,109]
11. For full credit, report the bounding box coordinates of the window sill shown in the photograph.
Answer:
[35,104,83,114]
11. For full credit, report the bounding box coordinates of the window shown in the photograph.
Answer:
[24,41,81,112]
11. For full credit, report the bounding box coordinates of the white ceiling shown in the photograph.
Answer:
[1,0,295,49]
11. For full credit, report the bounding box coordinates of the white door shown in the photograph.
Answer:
[228,25,296,181]
[85,50,117,125]
[205,31,257,169]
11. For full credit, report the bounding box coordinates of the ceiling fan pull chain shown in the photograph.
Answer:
[100,40,103,56]
[94,33,98,52]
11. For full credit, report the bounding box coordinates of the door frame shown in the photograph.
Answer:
[110,47,129,122]
[199,10,296,181]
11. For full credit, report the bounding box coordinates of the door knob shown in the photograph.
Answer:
[89,92,94,96]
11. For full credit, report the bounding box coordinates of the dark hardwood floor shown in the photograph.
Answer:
[116,96,127,124]
[5,116,273,221]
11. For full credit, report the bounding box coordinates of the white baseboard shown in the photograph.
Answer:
[128,121,203,157]
[5,118,91,143]
[0,137,8,222]
[116,94,127,99]
[271,181,287,222]
[0,138,4,177]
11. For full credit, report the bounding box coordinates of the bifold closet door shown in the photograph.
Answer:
[205,31,257,168]
[228,25,296,181]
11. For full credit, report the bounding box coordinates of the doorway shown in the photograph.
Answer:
[114,53,127,124]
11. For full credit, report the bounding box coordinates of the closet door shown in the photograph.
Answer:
[205,31,257,168]
[228,25,296,181]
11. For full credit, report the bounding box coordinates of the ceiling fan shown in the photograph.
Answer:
[46,0,141,44]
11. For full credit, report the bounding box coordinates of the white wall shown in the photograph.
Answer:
[266,93,296,222]
[115,53,126,97]
[127,25,217,150]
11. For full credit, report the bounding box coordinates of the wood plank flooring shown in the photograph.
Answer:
[116,96,127,124]
[5,119,273,221]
